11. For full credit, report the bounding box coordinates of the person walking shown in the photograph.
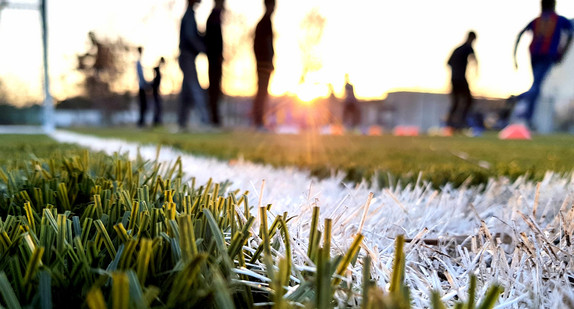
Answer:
[252,0,275,130]
[151,57,165,126]
[508,0,573,131]
[178,0,206,131]
[446,31,477,131]
[206,0,224,127]
[136,46,149,127]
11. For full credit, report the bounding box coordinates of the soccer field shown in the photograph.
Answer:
[1,130,573,308]
[71,127,574,188]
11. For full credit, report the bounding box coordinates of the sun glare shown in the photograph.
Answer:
[295,83,327,104]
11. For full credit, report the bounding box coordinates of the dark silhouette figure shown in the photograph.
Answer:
[151,57,166,126]
[136,46,148,127]
[342,74,360,129]
[178,0,206,130]
[206,0,224,127]
[252,0,275,130]
[446,31,477,130]
[510,0,573,129]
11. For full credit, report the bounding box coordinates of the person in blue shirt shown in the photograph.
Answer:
[136,46,148,127]
[510,0,573,130]
[178,0,206,131]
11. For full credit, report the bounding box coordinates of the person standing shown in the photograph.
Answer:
[151,57,165,126]
[252,0,276,130]
[136,46,148,127]
[446,31,477,131]
[342,74,360,129]
[178,0,206,131]
[206,0,224,127]
[508,0,573,131]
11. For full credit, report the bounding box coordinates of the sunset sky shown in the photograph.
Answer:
[1,0,574,105]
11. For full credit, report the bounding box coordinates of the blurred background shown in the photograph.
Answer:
[1,0,574,132]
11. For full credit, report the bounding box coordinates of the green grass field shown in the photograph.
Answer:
[0,133,508,308]
[71,127,574,188]
[0,135,82,169]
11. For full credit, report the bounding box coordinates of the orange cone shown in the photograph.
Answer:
[368,125,383,136]
[393,126,420,136]
[498,124,531,140]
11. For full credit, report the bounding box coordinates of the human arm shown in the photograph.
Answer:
[469,52,479,77]
[182,12,206,55]
[557,19,574,63]
[513,26,528,70]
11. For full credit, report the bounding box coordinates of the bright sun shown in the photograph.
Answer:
[295,82,328,104]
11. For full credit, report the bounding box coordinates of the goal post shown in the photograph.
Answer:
[0,0,53,133]
[40,0,54,133]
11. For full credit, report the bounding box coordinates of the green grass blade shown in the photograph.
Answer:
[362,255,371,309]
[0,272,22,309]
[476,284,503,309]
[389,235,405,293]
[112,272,130,309]
[332,233,364,286]
[94,219,117,258]
[307,206,320,259]
[23,246,44,286]
[212,271,235,309]
[126,270,147,309]
[431,290,447,309]
[38,270,52,309]
[86,287,107,309]
[136,238,152,284]
[467,274,477,309]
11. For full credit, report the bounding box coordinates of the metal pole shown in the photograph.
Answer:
[40,0,54,133]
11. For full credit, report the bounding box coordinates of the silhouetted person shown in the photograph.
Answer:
[206,0,224,127]
[252,0,275,130]
[178,0,206,131]
[446,31,477,130]
[151,57,165,126]
[509,0,573,130]
[136,46,148,127]
[342,74,360,129]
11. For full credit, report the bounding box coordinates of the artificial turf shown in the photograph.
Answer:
[69,127,574,188]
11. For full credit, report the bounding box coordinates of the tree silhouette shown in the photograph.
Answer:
[299,8,326,83]
[76,31,132,122]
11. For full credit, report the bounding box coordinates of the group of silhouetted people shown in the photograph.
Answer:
[136,0,572,135]
[136,0,276,132]
[446,0,573,135]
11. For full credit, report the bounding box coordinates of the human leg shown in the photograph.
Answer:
[152,88,162,126]
[515,59,553,124]
[253,68,271,128]
[459,80,473,128]
[208,58,222,126]
[178,54,194,129]
[138,88,147,127]
[524,60,553,124]
[446,81,462,128]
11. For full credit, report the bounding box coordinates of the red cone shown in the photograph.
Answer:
[498,124,531,140]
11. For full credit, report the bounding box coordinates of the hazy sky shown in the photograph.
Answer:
[1,0,574,105]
